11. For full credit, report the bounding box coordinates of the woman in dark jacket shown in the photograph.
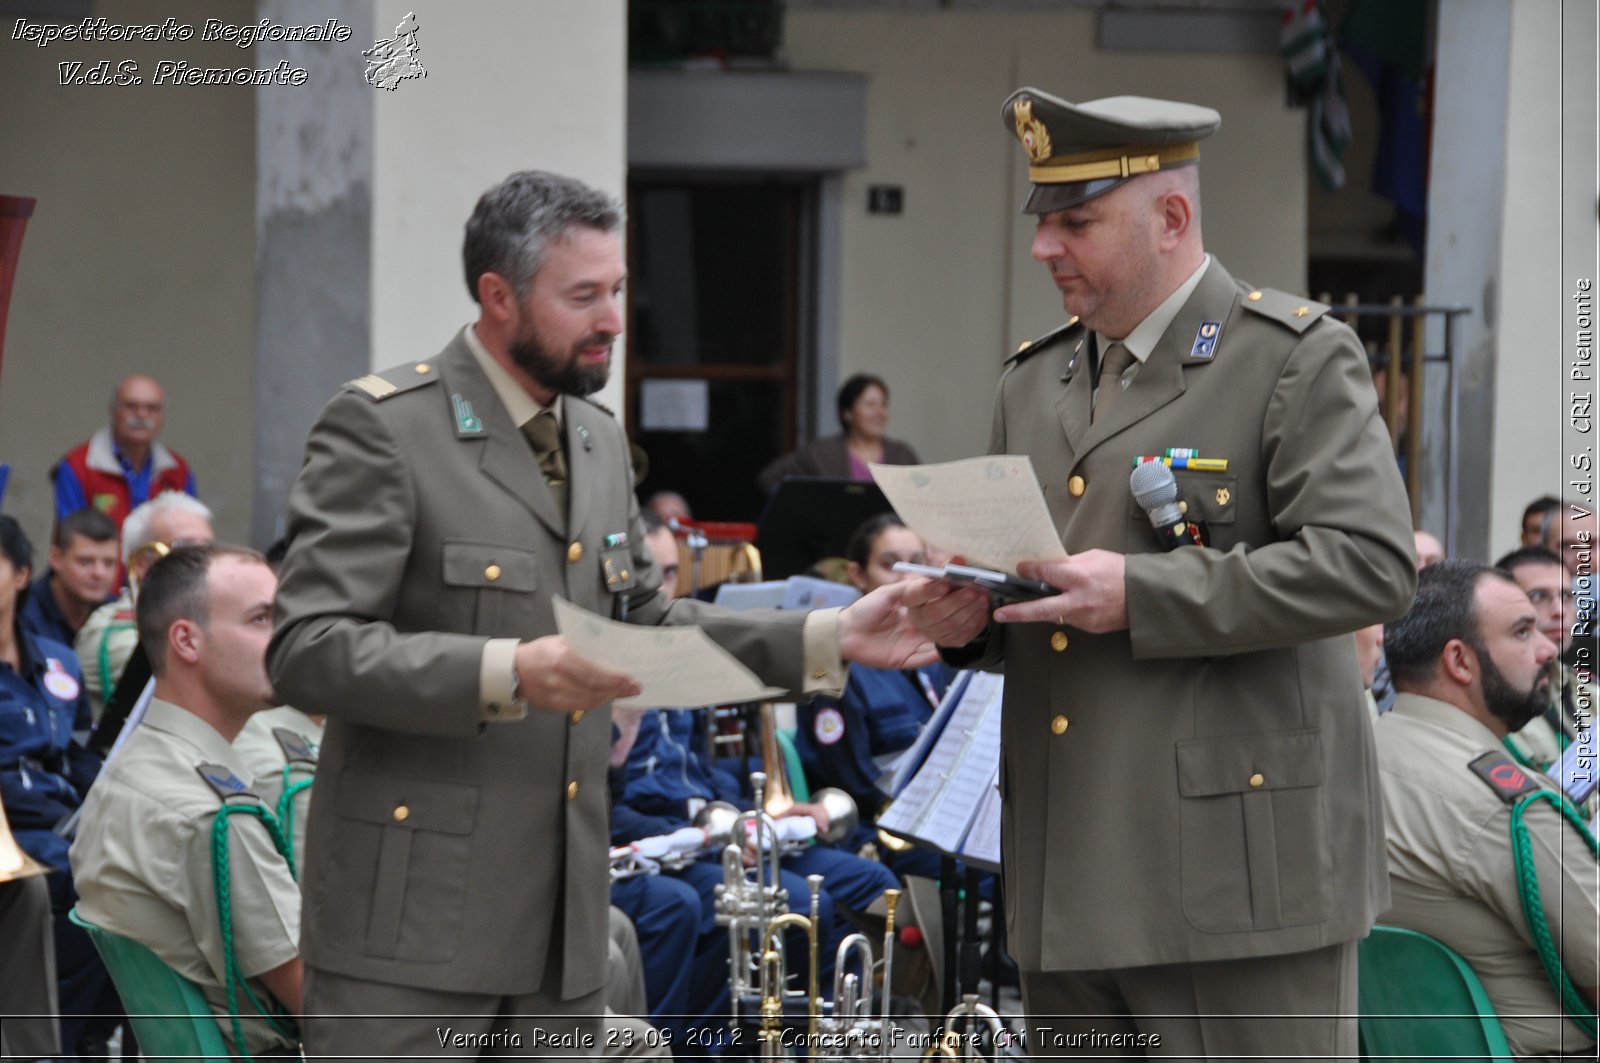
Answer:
[758,373,920,494]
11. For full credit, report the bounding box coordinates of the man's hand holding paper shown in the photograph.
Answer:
[552,598,787,710]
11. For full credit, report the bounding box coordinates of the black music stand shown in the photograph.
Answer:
[754,477,893,580]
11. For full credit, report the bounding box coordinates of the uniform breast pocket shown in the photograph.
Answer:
[440,539,539,636]
[325,770,479,962]
[1125,471,1238,553]
[1174,729,1330,934]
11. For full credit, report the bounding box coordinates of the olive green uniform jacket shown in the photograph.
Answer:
[955,260,1416,971]
[266,333,811,1000]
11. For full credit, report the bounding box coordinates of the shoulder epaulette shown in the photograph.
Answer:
[1237,287,1331,335]
[343,361,442,402]
[272,727,319,765]
[196,763,259,802]
[1008,316,1082,366]
[1467,750,1544,805]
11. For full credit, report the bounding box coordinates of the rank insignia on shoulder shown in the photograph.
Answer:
[197,763,256,801]
[345,365,439,402]
[272,728,319,765]
[1190,320,1222,360]
[1009,317,1081,366]
[452,393,483,435]
[1468,750,1543,804]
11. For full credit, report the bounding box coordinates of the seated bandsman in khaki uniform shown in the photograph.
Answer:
[233,705,324,867]
[70,545,301,1059]
[228,706,658,1046]
[1376,559,1598,1060]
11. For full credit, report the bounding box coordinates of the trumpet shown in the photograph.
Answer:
[921,993,1008,1063]
[717,774,791,1031]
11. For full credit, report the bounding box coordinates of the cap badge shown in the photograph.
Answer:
[1012,98,1053,164]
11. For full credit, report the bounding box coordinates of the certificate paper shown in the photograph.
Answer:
[870,457,1067,573]
[552,598,786,710]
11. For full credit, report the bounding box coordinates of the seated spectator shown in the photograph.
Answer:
[18,507,118,648]
[76,491,214,722]
[1376,560,1597,1059]
[642,490,693,528]
[1496,546,1595,776]
[51,374,196,535]
[0,515,116,1057]
[796,514,952,879]
[1522,495,1561,548]
[71,544,302,1058]
[758,374,920,494]
[1353,623,1385,718]
[1413,528,1444,569]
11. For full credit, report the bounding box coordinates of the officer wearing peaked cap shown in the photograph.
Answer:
[904,89,1417,1055]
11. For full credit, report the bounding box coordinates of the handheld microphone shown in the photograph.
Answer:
[1129,461,1202,550]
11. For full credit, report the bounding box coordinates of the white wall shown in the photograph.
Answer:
[0,0,257,548]
[369,0,629,414]
[785,7,1306,464]
[1487,0,1593,562]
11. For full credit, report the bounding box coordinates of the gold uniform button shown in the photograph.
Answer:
[1247,291,1263,302]
[1178,500,1189,515]
[1050,715,1069,735]
[1249,773,1265,789]
[1067,475,1086,498]
[393,804,410,822]
[1050,631,1069,652]
[484,564,502,582]
[415,363,431,374]
[571,710,585,724]
[566,781,579,801]
[567,542,583,564]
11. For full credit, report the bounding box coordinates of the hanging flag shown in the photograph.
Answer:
[1280,0,1349,191]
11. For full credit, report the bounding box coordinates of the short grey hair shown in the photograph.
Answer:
[122,491,213,564]
[462,171,623,303]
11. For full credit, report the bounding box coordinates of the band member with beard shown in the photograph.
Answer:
[267,170,937,1059]
[1376,559,1598,1060]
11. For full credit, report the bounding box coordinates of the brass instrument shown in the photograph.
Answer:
[921,993,1007,1063]
[717,773,791,1032]
[758,703,861,844]
[758,875,824,1060]
[124,539,171,596]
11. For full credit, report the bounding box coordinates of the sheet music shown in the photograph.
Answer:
[959,772,1004,871]
[878,673,1004,854]
[870,457,1067,573]
[883,672,974,797]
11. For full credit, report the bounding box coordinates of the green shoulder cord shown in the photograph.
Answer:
[97,618,136,707]
[275,763,315,856]
[208,782,300,1063]
[1509,787,1599,1038]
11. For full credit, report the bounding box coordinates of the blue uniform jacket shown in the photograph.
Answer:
[796,663,950,815]
[611,709,746,844]
[0,627,99,871]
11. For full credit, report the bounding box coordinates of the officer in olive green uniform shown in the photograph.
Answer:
[268,171,928,1059]
[912,91,1416,1056]
[70,698,301,1059]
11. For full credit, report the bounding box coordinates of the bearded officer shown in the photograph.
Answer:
[904,91,1416,1055]
[267,170,935,1059]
